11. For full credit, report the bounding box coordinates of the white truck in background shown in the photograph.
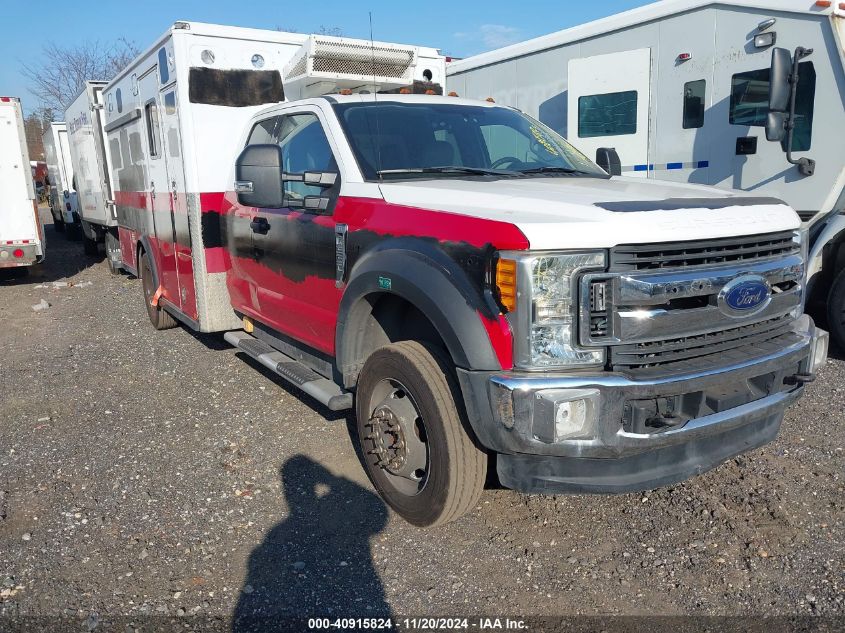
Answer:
[65,81,120,271]
[42,121,79,234]
[447,0,845,349]
[0,96,44,270]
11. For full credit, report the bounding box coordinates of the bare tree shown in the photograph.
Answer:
[21,38,139,115]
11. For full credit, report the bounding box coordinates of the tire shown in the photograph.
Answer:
[827,267,845,352]
[140,251,177,330]
[105,231,122,275]
[83,234,98,257]
[53,215,65,233]
[356,341,486,527]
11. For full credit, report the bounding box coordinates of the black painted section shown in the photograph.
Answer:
[188,68,284,107]
[202,210,224,249]
[594,196,788,212]
[336,242,502,374]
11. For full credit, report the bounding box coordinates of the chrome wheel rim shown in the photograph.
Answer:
[364,378,429,496]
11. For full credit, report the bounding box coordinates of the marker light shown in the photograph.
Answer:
[201,49,215,64]
[496,258,517,312]
[399,87,411,94]
[486,97,495,102]
[754,32,777,48]
[677,52,692,62]
[815,0,831,6]
[448,91,459,97]
[757,17,777,31]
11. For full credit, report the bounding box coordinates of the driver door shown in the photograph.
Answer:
[249,109,341,354]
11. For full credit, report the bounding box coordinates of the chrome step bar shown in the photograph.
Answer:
[224,331,353,411]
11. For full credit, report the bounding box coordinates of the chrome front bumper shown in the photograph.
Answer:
[456,315,828,493]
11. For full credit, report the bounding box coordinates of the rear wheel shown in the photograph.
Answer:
[140,251,177,330]
[356,341,486,527]
[53,214,66,233]
[105,230,121,275]
[827,267,845,352]
[83,235,98,257]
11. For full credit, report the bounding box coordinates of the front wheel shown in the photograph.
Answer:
[827,267,845,352]
[356,341,486,527]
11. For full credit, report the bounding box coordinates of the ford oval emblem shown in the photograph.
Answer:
[718,275,771,317]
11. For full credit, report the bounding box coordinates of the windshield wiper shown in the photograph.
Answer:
[377,166,516,177]
[517,166,592,176]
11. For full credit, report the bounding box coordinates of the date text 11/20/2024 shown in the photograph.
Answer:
[307,617,528,630]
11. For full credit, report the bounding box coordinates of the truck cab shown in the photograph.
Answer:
[218,93,828,526]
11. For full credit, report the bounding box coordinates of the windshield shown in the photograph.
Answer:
[332,101,607,180]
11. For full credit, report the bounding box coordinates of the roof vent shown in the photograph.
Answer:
[283,35,418,98]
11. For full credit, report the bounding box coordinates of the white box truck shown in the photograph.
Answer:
[447,0,845,348]
[65,81,119,270]
[101,21,445,328]
[42,121,79,234]
[0,96,44,269]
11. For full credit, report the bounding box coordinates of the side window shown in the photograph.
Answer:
[682,79,706,129]
[277,113,337,201]
[158,49,170,84]
[729,68,769,126]
[144,100,161,159]
[247,117,279,145]
[578,91,638,137]
[729,62,816,151]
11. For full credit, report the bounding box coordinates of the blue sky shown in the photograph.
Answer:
[2,0,653,114]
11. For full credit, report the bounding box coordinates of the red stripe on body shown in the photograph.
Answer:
[333,196,530,250]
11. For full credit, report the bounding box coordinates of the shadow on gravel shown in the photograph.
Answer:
[232,455,391,631]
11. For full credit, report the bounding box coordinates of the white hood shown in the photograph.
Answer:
[378,176,800,250]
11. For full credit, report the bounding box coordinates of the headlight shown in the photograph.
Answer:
[497,251,606,369]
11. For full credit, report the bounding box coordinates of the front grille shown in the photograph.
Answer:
[610,231,799,272]
[610,314,795,371]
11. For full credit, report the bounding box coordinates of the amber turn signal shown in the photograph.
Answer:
[496,258,517,312]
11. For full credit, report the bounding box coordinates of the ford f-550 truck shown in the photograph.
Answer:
[108,24,828,526]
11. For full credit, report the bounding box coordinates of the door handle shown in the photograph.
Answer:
[250,216,270,234]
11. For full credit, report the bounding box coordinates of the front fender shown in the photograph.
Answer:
[336,239,511,378]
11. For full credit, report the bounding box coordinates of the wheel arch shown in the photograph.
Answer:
[336,247,508,388]
[136,235,159,288]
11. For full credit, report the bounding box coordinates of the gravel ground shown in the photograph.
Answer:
[1,209,843,630]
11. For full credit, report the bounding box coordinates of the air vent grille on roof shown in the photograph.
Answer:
[282,34,419,98]
[310,39,415,78]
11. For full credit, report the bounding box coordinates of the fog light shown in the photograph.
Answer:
[533,388,599,443]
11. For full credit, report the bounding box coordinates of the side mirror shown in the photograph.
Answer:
[769,47,792,113]
[765,111,786,142]
[235,144,283,208]
[595,147,622,176]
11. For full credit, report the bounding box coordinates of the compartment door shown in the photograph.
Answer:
[567,48,651,176]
